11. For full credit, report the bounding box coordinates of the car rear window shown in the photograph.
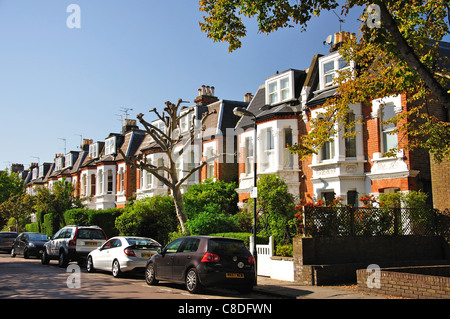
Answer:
[208,238,248,256]
[28,233,48,241]
[126,238,161,249]
[0,233,17,239]
[77,229,106,240]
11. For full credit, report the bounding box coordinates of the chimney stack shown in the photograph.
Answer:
[194,84,219,106]
[330,31,356,52]
[244,93,253,103]
[82,139,93,151]
[122,118,139,134]
[11,163,24,173]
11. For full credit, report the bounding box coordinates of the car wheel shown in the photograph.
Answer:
[10,248,16,258]
[86,256,95,273]
[145,264,158,285]
[112,260,122,278]
[185,268,202,294]
[58,250,68,268]
[41,250,49,265]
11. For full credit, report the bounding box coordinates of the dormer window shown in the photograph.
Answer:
[89,143,99,158]
[55,157,64,171]
[319,52,352,89]
[65,154,73,168]
[265,71,294,105]
[105,136,116,155]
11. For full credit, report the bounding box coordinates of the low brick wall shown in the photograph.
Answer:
[357,266,450,299]
[293,236,450,286]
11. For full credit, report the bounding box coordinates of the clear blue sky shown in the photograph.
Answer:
[0,1,368,170]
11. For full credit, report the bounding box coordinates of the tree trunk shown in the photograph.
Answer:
[172,186,188,233]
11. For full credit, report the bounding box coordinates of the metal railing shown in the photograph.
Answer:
[302,206,442,237]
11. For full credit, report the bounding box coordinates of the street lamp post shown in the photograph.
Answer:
[233,107,258,285]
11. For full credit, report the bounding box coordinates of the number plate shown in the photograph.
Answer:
[85,242,98,246]
[226,273,244,279]
[142,253,154,258]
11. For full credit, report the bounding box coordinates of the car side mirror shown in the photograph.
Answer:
[160,247,166,256]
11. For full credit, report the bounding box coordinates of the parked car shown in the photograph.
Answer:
[41,225,107,268]
[87,236,162,277]
[0,232,18,253]
[11,232,49,258]
[145,236,255,294]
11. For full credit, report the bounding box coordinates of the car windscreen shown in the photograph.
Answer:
[208,239,248,256]
[126,238,161,249]
[28,233,48,241]
[77,229,106,240]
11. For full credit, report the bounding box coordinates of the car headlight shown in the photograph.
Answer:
[28,243,35,247]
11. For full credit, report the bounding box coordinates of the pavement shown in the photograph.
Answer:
[253,276,388,299]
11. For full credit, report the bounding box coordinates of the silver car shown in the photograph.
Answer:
[87,236,161,277]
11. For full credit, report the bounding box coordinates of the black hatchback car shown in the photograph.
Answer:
[145,236,255,294]
[11,232,49,259]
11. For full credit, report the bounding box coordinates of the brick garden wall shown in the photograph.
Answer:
[293,236,450,286]
[357,266,450,299]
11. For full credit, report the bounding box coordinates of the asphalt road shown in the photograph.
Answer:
[0,252,275,300]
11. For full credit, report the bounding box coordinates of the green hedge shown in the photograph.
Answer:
[63,208,124,238]
[24,222,40,233]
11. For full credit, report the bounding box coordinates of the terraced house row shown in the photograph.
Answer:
[14,32,450,211]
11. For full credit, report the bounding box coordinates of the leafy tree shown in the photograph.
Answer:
[0,170,25,204]
[34,179,83,235]
[0,170,28,230]
[199,0,450,161]
[0,193,35,232]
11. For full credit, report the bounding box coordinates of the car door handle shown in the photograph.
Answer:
[186,256,192,260]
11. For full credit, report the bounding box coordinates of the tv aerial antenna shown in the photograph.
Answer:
[119,107,134,120]
[333,10,345,32]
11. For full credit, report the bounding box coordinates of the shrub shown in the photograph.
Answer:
[186,203,240,235]
[64,207,123,238]
[183,179,239,218]
[256,174,297,245]
[64,208,90,226]
[25,222,40,233]
[89,208,124,238]
[115,195,177,245]
[275,244,293,257]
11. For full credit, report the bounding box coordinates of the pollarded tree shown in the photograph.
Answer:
[119,99,219,233]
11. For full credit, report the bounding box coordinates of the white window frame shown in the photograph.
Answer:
[55,157,64,171]
[105,137,116,155]
[319,52,352,90]
[65,154,72,168]
[265,71,295,105]
[89,143,99,158]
